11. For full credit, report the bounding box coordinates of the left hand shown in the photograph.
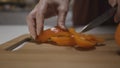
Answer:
[26,0,70,39]
[109,0,120,22]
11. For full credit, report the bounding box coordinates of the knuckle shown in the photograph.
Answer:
[59,6,68,13]
[26,10,36,20]
[26,14,32,20]
[26,14,31,21]
[37,8,46,15]
[36,12,44,18]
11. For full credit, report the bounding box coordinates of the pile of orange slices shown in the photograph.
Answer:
[36,26,104,48]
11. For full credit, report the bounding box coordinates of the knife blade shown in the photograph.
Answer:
[5,34,32,51]
[6,37,31,51]
[80,7,117,33]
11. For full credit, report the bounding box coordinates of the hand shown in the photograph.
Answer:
[26,0,70,39]
[108,0,120,22]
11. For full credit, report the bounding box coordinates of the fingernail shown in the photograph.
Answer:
[37,29,40,36]
[58,23,67,30]
[32,35,36,40]
[61,25,66,29]
[37,32,39,36]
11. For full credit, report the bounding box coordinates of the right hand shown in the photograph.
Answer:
[108,0,120,22]
[26,0,70,39]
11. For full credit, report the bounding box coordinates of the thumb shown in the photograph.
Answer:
[114,2,120,22]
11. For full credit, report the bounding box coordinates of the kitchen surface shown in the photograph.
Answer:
[0,25,120,68]
[0,0,120,68]
[0,25,117,44]
[1,25,120,68]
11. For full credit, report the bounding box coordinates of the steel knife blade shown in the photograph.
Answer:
[80,7,117,33]
[5,37,31,51]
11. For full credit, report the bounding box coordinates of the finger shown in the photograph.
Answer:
[108,0,117,7]
[36,2,47,36]
[27,14,36,39]
[36,13,44,36]
[57,7,68,30]
[26,4,39,39]
[114,0,120,22]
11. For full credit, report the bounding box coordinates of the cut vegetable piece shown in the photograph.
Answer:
[82,34,104,43]
[51,36,76,46]
[115,23,120,46]
[74,35,96,48]
[69,28,96,48]
[36,26,104,49]
[36,26,70,42]
[69,28,80,36]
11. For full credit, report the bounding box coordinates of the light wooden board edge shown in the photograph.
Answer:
[0,34,115,51]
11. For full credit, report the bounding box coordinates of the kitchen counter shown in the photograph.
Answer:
[0,25,117,44]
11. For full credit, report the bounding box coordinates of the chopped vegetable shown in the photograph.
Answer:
[36,26,105,48]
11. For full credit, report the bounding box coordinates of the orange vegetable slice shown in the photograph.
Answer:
[36,26,104,49]
[68,28,100,48]
[115,23,120,46]
[73,35,96,48]
[36,26,70,42]
[51,36,76,46]
[82,34,104,43]
[68,28,80,36]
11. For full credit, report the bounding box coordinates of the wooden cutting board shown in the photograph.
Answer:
[0,34,120,68]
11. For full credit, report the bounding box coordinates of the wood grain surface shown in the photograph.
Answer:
[0,34,120,68]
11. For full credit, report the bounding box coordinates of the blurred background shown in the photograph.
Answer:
[0,0,37,25]
[0,0,117,44]
[0,0,117,26]
[0,0,73,26]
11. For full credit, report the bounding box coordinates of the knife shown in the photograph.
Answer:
[6,37,31,51]
[4,34,32,51]
[80,7,117,33]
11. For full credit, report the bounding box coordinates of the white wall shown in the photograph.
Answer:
[0,11,73,27]
[0,11,28,25]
